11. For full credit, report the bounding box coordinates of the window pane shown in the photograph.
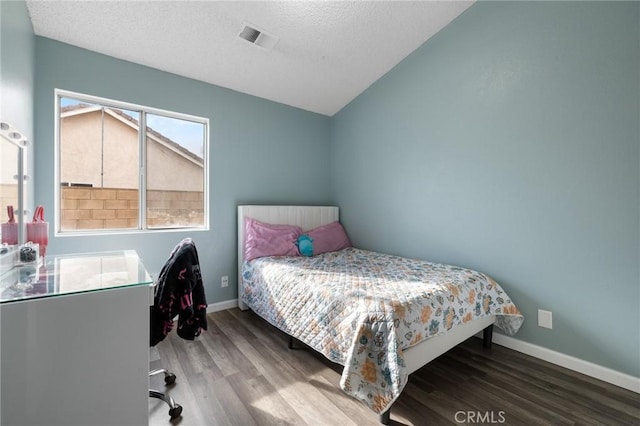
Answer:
[145,113,205,229]
[59,98,140,231]
[57,91,208,234]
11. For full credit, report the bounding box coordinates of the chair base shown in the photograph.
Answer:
[149,368,182,418]
[150,389,183,418]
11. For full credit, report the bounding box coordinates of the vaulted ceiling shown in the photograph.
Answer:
[26,1,474,116]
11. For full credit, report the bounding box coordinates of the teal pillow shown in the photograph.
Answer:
[296,234,314,256]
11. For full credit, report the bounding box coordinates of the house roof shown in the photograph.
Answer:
[60,104,204,166]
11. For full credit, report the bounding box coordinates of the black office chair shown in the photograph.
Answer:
[149,238,207,419]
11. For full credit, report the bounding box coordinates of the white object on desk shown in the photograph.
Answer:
[0,250,154,426]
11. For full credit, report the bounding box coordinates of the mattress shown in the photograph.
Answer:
[241,247,523,413]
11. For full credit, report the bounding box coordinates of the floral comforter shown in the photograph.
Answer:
[241,247,523,414]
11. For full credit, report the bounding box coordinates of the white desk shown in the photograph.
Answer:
[0,250,153,426]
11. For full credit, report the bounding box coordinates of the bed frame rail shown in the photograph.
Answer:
[287,323,495,425]
[378,323,494,424]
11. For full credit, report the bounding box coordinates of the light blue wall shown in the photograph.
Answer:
[331,1,640,377]
[0,0,34,136]
[34,38,331,305]
[1,0,35,208]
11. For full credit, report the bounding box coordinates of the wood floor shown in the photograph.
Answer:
[149,309,639,426]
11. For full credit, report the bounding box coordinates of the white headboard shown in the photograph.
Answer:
[237,205,339,310]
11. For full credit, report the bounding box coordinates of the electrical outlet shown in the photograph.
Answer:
[221,275,228,288]
[538,309,553,329]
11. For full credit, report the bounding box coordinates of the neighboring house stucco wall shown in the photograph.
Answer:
[61,110,138,188]
[147,135,204,192]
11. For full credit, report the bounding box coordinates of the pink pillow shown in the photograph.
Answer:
[244,217,302,261]
[306,221,352,255]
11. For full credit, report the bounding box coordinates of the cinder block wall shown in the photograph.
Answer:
[146,189,204,227]
[61,187,203,230]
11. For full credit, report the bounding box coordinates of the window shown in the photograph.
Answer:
[56,90,208,233]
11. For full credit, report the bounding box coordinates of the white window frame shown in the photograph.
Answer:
[54,89,210,236]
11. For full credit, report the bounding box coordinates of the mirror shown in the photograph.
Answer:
[0,121,28,249]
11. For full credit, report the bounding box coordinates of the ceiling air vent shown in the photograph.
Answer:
[239,25,261,43]
[238,23,279,51]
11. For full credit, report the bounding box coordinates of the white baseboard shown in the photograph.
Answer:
[485,333,640,394]
[206,298,238,313]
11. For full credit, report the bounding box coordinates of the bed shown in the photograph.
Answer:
[237,205,523,424]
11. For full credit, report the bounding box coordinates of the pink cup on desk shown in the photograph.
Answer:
[1,205,18,245]
[26,205,49,257]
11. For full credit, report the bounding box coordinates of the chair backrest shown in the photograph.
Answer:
[153,238,198,306]
[150,238,207,346]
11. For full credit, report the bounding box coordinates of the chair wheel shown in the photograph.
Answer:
[165,373,176,385]
[169,404,183,418]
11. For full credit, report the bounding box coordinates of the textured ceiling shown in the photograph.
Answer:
[26,1,474,116]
